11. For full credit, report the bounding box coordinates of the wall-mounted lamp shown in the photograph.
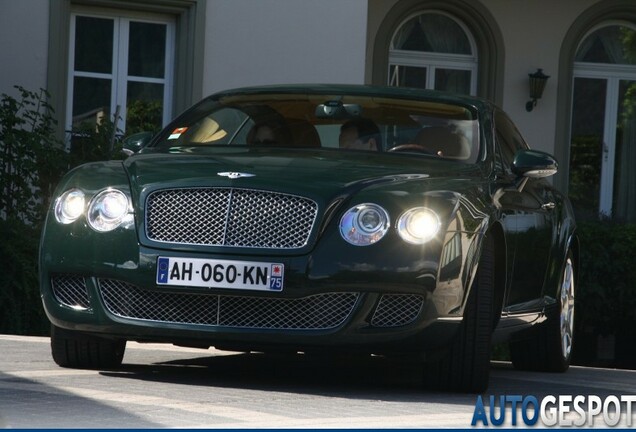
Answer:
[525,68,550,112]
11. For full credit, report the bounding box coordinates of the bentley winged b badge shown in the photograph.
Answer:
[217,172,255,179]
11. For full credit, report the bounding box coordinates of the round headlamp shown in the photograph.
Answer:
[397,207,441,244]
[54,189,85,224]
[87,189,132,232]
[339,203,390,246]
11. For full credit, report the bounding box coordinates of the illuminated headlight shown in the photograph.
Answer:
[339,203,390,246]
[397,207,441,244]
[54,189,85,224]
[87,189,133,232]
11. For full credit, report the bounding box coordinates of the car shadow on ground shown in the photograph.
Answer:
[100,351,479,404]
[100,350,636,405]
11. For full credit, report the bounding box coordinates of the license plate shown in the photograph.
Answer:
[156,257,284,291]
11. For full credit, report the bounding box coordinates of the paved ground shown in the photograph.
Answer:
[1,334,635,428]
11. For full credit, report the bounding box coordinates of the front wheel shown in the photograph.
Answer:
[421,233,495,393]
[510,250,575,372]
[50,325,126,369]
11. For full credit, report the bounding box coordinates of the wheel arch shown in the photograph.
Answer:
[542,220,580,300]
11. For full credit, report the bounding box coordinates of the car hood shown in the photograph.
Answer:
[124,147,483,201]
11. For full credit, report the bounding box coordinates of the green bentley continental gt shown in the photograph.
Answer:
[40,85,577,392]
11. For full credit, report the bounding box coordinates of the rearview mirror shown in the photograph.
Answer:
[122,131,154,156]
[314,100,362,119]
[511,149,558,178]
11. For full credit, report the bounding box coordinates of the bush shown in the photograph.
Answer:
[575,221,636,334]
[0,219,48,334]
[69,118,124,167]
[0,86,68,335]
[1,87,67,224]
[572,220,636,368]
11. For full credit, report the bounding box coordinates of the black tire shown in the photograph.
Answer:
[50,325,126,369]
[422,233,495,393]
[510,250,575,372]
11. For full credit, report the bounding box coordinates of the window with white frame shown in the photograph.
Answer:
[388,12,478,95]
[569,23,636,222]
[66,12,174,144]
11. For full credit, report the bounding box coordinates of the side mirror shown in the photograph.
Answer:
[511,149,558,178]
[122,131,154,156]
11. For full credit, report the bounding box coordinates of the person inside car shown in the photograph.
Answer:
[339,118,381,151]
[247,120,291,146]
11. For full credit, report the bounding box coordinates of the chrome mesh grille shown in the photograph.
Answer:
[146,188,318,249]
[218,294,356,329]
[99,279,358,330]
[100,279,218,325]
[370,294,424,327]
[51,274,90,310]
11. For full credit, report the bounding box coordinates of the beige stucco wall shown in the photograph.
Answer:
[366,0,601,156]
[0,0,50,99]
[202,0,369,96]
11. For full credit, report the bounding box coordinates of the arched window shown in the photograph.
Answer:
[568,23,636,221]
[388,12,478,95]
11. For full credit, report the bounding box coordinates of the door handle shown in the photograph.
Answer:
[541,202,556,210]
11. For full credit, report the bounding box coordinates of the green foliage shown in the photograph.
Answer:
[126,99,162,135]
[1,86,67,224]
[69,117,124,167]
[621,27,636,63]
[575,220,636,336]
[0,86,68,335]
[568,135,601,220]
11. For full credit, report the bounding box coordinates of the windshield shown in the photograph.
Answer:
[152,92,481,163]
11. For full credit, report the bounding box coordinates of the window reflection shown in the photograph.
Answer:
[74,16,113,73]
[388,12,477,94]
[391,13,471,54]
[128,22,166,78]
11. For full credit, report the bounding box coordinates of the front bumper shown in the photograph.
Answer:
[40,243,465,354]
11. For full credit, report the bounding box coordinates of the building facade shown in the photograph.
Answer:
[1,0,635,222]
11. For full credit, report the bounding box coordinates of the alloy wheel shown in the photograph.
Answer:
[559,256,575,360]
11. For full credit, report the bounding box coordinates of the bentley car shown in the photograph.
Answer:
[40,85,577,392]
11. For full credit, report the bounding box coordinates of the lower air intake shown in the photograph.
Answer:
[99,279,358,330]
[370,294,424,327]
[51,274,91,310]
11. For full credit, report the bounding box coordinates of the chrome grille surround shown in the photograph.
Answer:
[51,274,91,310]
[145,188,318,249]
[370,294,424,327]
[99,279,359,330]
